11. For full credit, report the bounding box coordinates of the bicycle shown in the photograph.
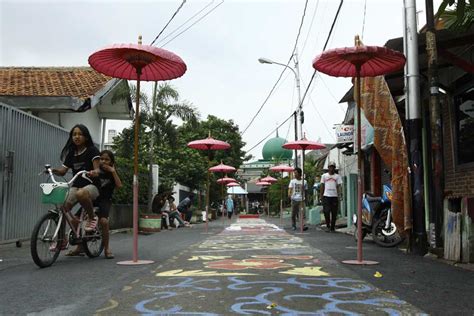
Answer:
[30,164,104,268]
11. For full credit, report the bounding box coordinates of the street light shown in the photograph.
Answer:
[258,54,303,167]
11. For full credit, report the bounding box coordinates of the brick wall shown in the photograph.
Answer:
[442,96,474,198]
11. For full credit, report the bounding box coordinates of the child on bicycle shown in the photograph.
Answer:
[51,124,101,239]
[94,150,122,259]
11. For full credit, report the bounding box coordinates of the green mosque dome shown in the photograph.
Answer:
[262,136,293,161]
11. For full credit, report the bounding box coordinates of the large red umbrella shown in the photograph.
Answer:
[188,135,230,232]
[283,136,326,233]
[269,164,294,225]
[89,36,186,266]
[313,37,405,265]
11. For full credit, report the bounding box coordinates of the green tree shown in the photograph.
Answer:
[437,0,473,31]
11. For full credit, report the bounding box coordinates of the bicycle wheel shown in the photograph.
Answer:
[82,224,104,258]
[31,212,62,268]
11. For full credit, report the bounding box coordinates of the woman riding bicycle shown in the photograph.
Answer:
[51,124,101,242]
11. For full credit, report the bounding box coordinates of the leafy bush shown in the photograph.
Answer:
[112,157,150,206]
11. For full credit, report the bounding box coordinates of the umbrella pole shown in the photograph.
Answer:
[342,67,377,265]
[280,175,283,226]
[300,149,305,233]
[205,150,211,233]
[117,72,153,265]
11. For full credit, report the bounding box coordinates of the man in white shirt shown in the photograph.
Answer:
[288,167,307,231]
[320,161,342,232]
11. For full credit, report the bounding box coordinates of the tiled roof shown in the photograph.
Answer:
[0,67,112,99]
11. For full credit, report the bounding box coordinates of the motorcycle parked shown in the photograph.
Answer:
[353,184,403,247]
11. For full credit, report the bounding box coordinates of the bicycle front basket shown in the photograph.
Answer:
[40,183,69,204]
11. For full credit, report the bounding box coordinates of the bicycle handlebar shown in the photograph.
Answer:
[44,165,91,186]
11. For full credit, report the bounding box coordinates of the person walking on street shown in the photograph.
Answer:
[320,161,342,232]
[177,193,195,223]
[288,167,307,231]
[226,195,234,220]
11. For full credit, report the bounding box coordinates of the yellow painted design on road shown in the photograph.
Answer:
[122,285,132,291]
[188,255,231,261]
[279,266,329,276]
[95,299,118,314]
[156,269,255,277]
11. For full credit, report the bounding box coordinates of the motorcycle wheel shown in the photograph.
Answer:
[372,215,403,247]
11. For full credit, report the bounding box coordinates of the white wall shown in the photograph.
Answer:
[38,108,102,143]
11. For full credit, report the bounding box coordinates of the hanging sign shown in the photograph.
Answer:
[335,124,354,143]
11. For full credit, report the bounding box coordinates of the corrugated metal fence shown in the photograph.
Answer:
[0,102,68,243]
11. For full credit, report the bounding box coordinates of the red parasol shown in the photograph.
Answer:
[269,164,295,173]
[256,181,271,186]
[313,36,405,265]
[283,136,326,233]
[217,177,236,184]
[187,134,231,232]
[209,163,236,173]
[260,176,277,183]
[89,36,186,266]
[188,137,231,151]
[226,182,240,187]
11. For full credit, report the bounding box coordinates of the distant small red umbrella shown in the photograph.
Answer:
[89,36,186,266]
[226,182,240,187]
[260,176,277,184]
[313,36,405,265]
[187,134,231,232]
[188,136,231,151]
[217,177,236,184]
[209,163,236,173]
[256,181,271,186]
[269,164,295,173]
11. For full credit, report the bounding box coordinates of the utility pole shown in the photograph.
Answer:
[404,0,428,255]
[294,111,298,168]
[425,0,444,249]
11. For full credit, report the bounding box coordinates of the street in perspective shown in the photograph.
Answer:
[1,0,474,315]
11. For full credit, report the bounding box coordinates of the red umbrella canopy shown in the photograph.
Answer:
[226,182,240,187]
[209,163,236,173]
[217,177,236,184]
[187,137,231,151]
[312,45,406,78]
[269,164,295,172]
[256,181,271,186]
[260,176,277,183]
[282,137,326,151]
[88,43,187,81]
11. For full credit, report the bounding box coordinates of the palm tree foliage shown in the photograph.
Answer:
[437,0,473,31]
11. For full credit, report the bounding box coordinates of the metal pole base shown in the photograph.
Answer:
[117,259,154,266]
[342,259,379,265]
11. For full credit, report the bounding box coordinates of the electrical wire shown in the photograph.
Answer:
[160,0,224,48]
[156,0,216,45]
[361,0,368,41]
[245,113,294,154]
[298,0,344,115]
[240,0,309,136]
[150,0,187,46]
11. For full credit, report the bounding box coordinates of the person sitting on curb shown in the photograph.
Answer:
[168,196,192,228]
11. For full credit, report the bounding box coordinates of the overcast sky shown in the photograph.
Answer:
[1,0,439,160]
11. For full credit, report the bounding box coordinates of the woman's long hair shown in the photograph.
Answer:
[60,124,94,161]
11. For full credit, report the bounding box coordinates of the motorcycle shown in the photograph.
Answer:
[353,184,403,247]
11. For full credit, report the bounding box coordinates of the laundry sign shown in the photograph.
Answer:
[335,124,354,143]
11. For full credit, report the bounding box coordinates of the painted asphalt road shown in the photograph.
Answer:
[96,218,423,315]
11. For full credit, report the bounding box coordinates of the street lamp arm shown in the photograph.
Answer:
[258,57,298,80]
